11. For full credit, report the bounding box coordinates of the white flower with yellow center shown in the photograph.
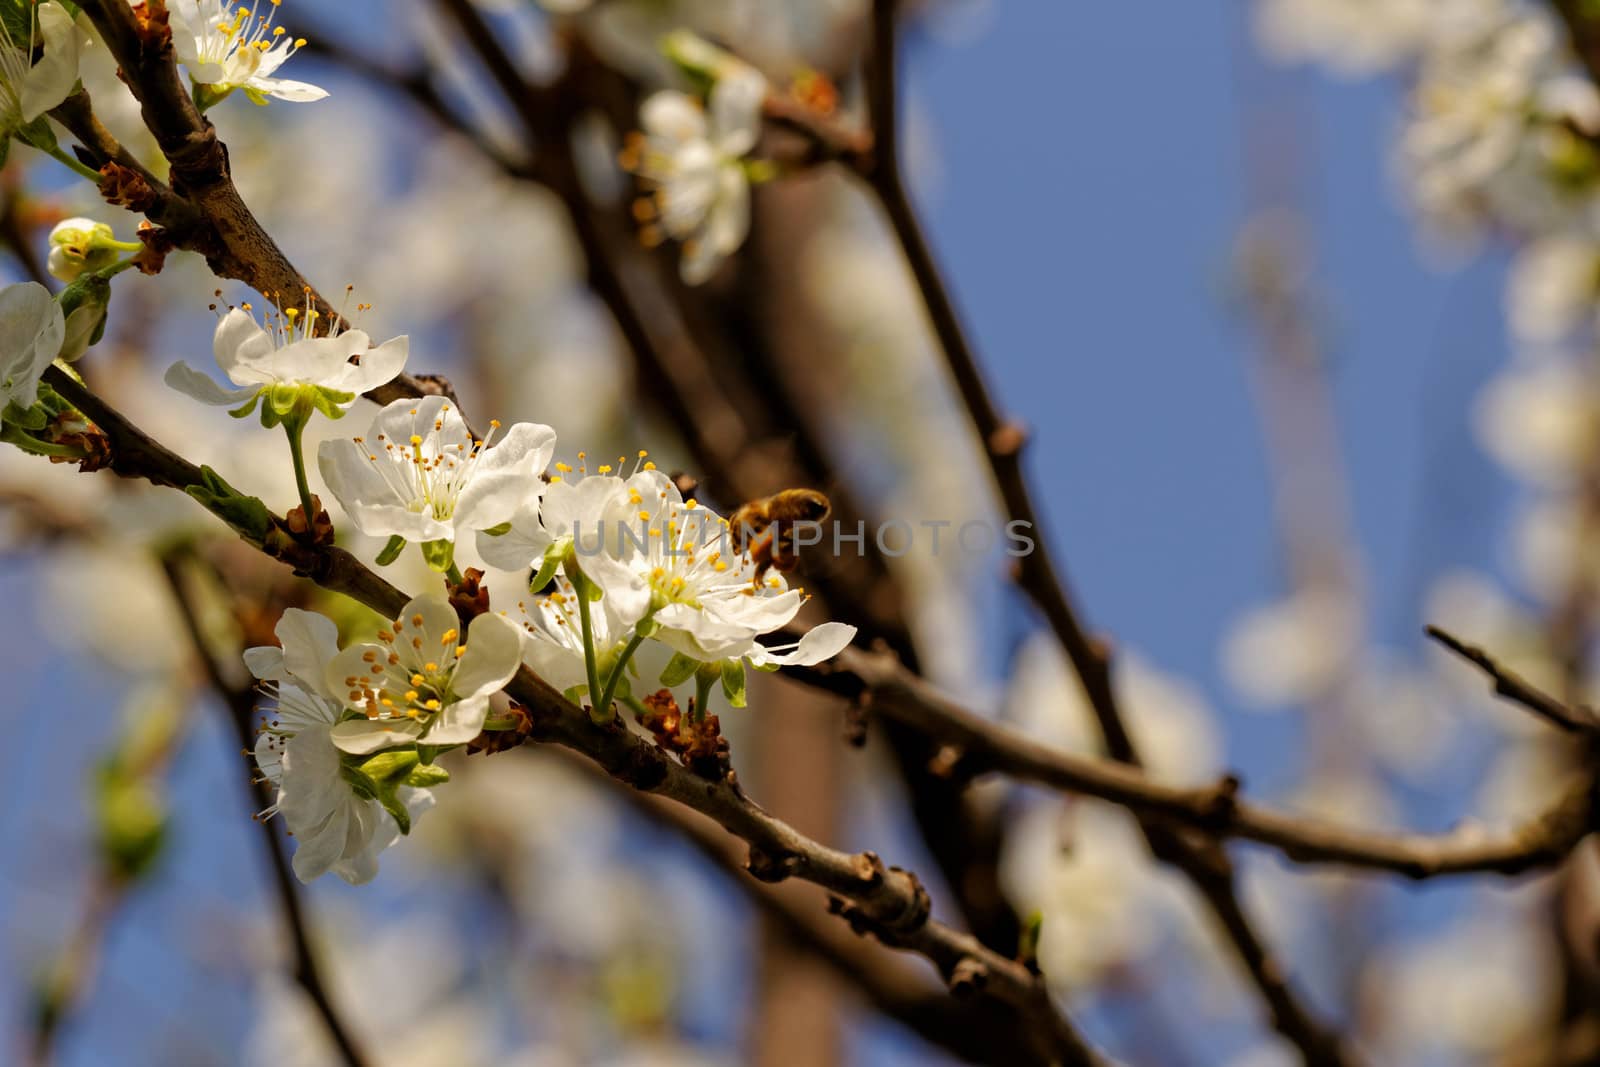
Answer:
[591,469,855,668]
[168,0,327,104]
[0,1,81,142]
[625,65,767,285]
[319,395,556,553]
[164,299,408,411]
[325,593,523,755]
[247,608,433,884]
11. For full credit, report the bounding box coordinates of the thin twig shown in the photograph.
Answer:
[1426,625,1600,734]
[787,644,1597,878]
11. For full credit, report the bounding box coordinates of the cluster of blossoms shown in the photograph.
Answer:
[159,306,854,882]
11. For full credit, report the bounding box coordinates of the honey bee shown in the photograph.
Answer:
[729,488,831,579]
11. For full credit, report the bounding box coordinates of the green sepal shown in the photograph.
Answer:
[353,749,423,835]
[375,535,406,566]
[420,539,455,573]
[16,114,56,153]
[659,652,700,689]
[228,391,263,419]
[267,382,302,418]
[404,763,450,787]
[416,744,440,766]
[635,614,660,638]
[243,86,270,106]
[750,658,781,673]
[0,136,10,171]
[339,763,379,800]
[192,81,233,113]
[308,385,354,420]
[720,658,747,708]
[184,464,272,540]
[4,399,47,431]
[528,541,566,593]
[482,521,512,536]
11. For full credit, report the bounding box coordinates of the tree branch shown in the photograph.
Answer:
[1426,625,1600,735]
[786,644,1597,878]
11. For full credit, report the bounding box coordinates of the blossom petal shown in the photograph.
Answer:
[163,360,261,406]
[329,717,426,755]
[476,504,552,572]
[20,2,82,122]
[252,75,330,102]
[274,608,343,697]
[579,547,652,627]
[333,334,408,395]
[329,803,382,885]
[451,612,523,700]
[746,622,858,667]
[452,422,558,533]
[0,282,63,410]
[421,696,490,746]
[641,90,707,143]
[289,803,349,883]
[710,67,766,157]
[212,307,276,382]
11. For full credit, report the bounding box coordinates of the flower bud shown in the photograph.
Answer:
[47,217,123,282]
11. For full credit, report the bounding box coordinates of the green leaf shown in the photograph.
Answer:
[720,659,747,708]
[184,465,272,540]
[420,539,454,573]
[375,535,406,566]
[659,652,700,688]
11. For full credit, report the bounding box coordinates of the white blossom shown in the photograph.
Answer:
[1507,236,1600,342]
[247,609,431,884]
[325,592,523,754]
[628,66,766,284]
[165,302,407,410]
[586,468,855,668]
[168,0,327,104]
[319,395,555,547]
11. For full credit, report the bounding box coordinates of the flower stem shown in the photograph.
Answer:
[283,420,317,524]
[47,146,102,184]
[480,714,520,731]
[573,572,607,725]
[694,670,716,723]
[446,562,464,585]
[594,633,645,726]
